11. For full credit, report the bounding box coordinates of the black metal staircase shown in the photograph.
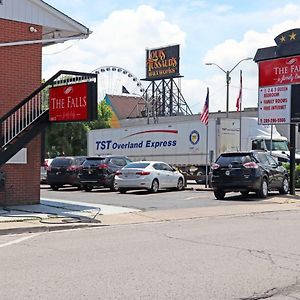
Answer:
[0,70,97,167]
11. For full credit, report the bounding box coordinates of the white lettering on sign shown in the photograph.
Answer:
[258,85,291,125]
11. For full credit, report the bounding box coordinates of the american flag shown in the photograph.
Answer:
[236,70,242,112]
[200,88,209,125]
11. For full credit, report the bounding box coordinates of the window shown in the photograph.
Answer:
[266,154,278,166]
[125,162,149,169]
[254,152,269,164]
[110,158,126,167]
[216,154,251,166]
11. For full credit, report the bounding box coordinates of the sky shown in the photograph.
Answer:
[43,0,300,114]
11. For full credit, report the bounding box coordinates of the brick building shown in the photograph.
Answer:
[0,0,91,205]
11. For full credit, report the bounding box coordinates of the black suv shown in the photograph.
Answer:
[78,156,132,191]
[211,151,289,200]
[47,156,86,191]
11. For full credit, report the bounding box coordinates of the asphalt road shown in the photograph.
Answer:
[40,183,279,211]
[1,209,300,299]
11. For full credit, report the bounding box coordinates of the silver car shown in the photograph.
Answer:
[115,161,185,193]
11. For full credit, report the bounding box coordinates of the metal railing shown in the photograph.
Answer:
[0,70,97,149]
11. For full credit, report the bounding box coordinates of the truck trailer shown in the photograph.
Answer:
[87,118,241,183]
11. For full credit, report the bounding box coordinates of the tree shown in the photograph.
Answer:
[45,100,112,157]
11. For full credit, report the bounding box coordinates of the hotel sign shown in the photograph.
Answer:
[49,82,97,122]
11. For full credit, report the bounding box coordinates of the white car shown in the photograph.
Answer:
[115,161,185,193]
[40,158,53,184]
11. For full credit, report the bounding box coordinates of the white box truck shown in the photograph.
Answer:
[87,118,241,183]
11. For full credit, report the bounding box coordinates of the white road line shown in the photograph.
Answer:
[185,196,203,200]
[0,233,41,248]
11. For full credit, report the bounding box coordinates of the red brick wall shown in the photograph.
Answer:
[0,18,42,205]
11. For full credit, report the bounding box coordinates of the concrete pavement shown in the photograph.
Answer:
[1,186,300,235]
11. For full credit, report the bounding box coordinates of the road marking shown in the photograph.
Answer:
[0,233,41,248]
[185,196,203,200]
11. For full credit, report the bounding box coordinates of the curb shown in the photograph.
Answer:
[0,222,106,236]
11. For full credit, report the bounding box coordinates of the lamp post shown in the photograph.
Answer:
[205,57,252,118]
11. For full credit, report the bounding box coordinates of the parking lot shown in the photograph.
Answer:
[40,182,289,212]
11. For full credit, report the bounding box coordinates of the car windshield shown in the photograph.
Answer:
[51,158,73,167]
[124,162,150,169]
[265,140,289,151]
[216,154,252,166]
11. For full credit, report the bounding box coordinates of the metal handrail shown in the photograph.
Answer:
[1,70,97,148]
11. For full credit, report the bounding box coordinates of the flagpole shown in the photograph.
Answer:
[239,70,242,151]
[205,123,209,188]
[200,87,209,188]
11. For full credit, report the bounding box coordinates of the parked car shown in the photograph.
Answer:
[47,156,86,190]
[78,155,132,191]
[40,158,53,184]
[210,150,289,200]
[115,161,185,193]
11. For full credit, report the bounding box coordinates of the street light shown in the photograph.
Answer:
[205,57,252,118]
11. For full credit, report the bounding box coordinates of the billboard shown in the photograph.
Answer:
[49,82,97,122]
[259,55,300,86]
[258,85,291,124]
[145,44,180,80]
[257,55,300,124]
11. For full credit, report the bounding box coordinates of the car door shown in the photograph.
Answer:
[256,152,277,188]
[161,162,177,187]
[265,154,284,188]
[152,163,169,188]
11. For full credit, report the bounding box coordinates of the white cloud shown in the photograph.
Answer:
[43,5,186,81]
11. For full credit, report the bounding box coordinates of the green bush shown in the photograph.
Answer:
[283,163,300,187]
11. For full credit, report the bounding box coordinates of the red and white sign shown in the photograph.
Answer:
[259,55,300,87]
[258,85,291,124]
[49,82,88,122]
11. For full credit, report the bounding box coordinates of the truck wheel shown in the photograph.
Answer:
[279,177,289,194]
[214,190,225,200]
[84,185,93,192]
[241,191,249,196]
[150,179,159,193]
[257,178,268,198]
[195,169,205,184]
[119,188,127,194]
[177,178,184,191]
[50,184,59,191]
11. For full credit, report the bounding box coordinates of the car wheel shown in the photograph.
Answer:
[84,185,93,192]
[50,184,59,191]
[177,178,184,191]
[119,188,127,194]
[279,177,289,194]
[110,178,118,192]
[257,178,268,198]
[214,189,225,200]
[150,179,159,193]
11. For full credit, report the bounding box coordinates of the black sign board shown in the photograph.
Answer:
[145,44,180,80]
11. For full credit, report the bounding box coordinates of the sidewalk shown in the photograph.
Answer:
[0,186,300,236]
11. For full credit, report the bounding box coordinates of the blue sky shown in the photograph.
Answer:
[43,0,300,113]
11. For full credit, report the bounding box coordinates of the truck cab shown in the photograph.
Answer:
[251,138,295,163]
